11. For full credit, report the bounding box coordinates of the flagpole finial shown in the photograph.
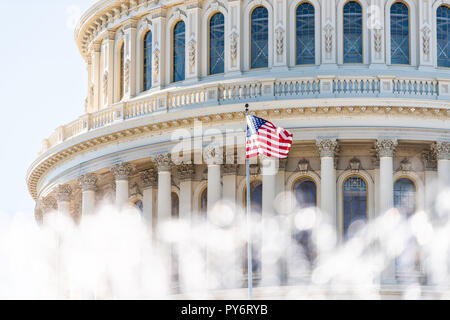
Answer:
[245,104,249,113]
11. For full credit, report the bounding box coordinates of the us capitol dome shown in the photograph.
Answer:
[27,0,450,297]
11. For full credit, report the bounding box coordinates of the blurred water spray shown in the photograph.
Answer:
[1,188,450,299]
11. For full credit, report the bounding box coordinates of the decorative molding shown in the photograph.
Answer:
[56,184,73,202]
[374,27,383,53]
[398,158,412,173]
[129,182,142,197]
[110,162,134,180]
[140,168,158,188]
[432,141,450,160]
[316,139,338,158]
[223,164,239,176]
[376,139,398,158]
[153,154,172,172]
[230,31,239,61]
[298,158,310,174]
[348,157,362,173]
[421,25,431,56]
[275,26,284,56]
[324,22,334,54]
[178,163,196,181]
[188,38,196,68]
[77,173,98,192]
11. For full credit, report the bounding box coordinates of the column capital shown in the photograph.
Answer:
[223,164,239,176]
[432,141,450,160]
[111,162,135,181]
[41,196,57,212]
[77,173,98,192]
[153,154,172,172]
[376,138,398,158]
[316,138,338,157]
[178,163,196,181]
[56,184,72,202]
[140,168,158,188]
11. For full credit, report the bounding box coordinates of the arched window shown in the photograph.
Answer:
[390,2,410,65]
[134,200,143,214]
[437,5,450,68]
[343,176,367,237]
[343,1,363,63]
[296,2,315,65]
[200,187,208,218]
[143,31,152,91]
[171,192,179,218]
[293,178,317,268]
[173,21,186,82]
[251,6,269,69]
[119,42,125,100]
[394,178,416,216]
[209,12,225,75]
[244,181,263,274]
[294,178,317,209]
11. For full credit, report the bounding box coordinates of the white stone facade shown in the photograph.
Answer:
[27,0,450,291]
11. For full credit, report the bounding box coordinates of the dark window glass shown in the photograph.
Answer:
[391,2,410,65]
[251,6,269,69]
[210,13,225,75]
[296,3,315,65]
[173,21,186,82]
[119,43,124,100]
[343,1,363,63]
[143,31,152,90]
[437,5,450,67]
[343,176,367,237]
[394,178,416,216]
[201,188,208,218]
[294,179,317,209]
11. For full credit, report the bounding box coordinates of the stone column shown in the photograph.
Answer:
[111,162,134,210]
[154,154,172,224]
[56,184,72,216]
[261,157,278,285]
[376,139,398,284]
[123,19,138,98]
[140,168,157,229]
[103,31,115,106]
[376,139,398,214]
[223,165,238,211]
[317,139,338,226]
[186,1,201,80]
[205,148,222,217]
[77,173,98,216]
[152,8,167,88]
[91,42,101,112]
[178,163,195,221]
[433,142,450,189]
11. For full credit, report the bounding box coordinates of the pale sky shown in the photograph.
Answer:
[0,1,97,215]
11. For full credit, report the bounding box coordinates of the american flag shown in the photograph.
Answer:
[246,115,293,159]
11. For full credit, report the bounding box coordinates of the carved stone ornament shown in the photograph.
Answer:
[124,59,130,93]
[230,31,239,61]
[250,164,260,177]
[421,25,431,56]
[153,154,172,172]
[41,196,57,212]
[275,26,284,56]
[399,158,412,173]
[111,162,134,180]
[153,47,160,77]
[77,173,98,192]
[140,168,157,188]
[374,27,383,53]
[324,23,334,53]
[56,184,73,202]
[422,150,437,170]
[178,163,196,181]
[223,164,239,176]
[376,139,398,157]
[316,139,338,157]
[298,159,310,174]
[204,144,223,165]
[349,157,361,173]
[432,141,450,160]
[130,182,142,197]
[188,39,196,68]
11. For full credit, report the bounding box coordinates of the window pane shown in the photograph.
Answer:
[294,179,317,209]
[394,178,416,216]
[343,1,363,63]
[296,3,315,65]
[251,6,269,69]
[173,21,185,82]
[437,5,450,67]
[210,13,225,75]
[143,31,152,91]
[343,176,367,237]
[391,2,410,65]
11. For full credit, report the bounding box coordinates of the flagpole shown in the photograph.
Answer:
[245,103,253,300]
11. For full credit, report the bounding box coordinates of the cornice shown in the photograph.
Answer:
[26,103,450,201]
